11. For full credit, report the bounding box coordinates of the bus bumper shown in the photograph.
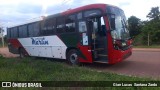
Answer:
[109,47,132,64]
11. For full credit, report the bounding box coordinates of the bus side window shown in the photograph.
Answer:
[41,19,47,35]
[28,24,33,37]
[10,28,14,38]
[11,27,18,38]
[65,15,76,32]
[28,22,40,37]
[42,18,55,35]
[77,12,82,20]
[78,21,87,33]
[19,25,27,38]
[7,28,11,39]
[56,17,65,33]
[33,22,40,37]
[14,27,18,38]
[84,10,101,18]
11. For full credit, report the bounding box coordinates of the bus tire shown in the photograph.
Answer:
[19,48,25,58]
[67,49,79,65]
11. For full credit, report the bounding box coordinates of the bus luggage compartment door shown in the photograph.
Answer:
[51,46,62,59]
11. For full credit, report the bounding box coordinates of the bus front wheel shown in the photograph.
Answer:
[67,49,79,65]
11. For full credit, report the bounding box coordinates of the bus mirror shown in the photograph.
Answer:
[110,14,115,30]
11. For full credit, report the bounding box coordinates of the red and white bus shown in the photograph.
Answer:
[7,4,132,65]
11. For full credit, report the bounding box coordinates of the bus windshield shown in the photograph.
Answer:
[107,6,130,40]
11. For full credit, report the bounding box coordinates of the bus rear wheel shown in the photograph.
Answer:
[67,49,79,65]
[19,48,25,58]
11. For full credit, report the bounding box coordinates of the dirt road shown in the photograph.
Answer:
[0,47,18,58]
[88,49,160,79]
[0,47,160,79]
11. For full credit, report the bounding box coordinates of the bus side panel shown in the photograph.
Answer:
[8,39,23,54]
[18,35,67,59]
[77,43,93,63]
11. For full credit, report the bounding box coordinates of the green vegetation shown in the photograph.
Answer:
[128,7,160,46]
[0,56,159,90]
[0,42,7,47]
[0,35,7,47]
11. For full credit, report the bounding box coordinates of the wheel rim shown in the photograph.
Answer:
[70,53,78,64]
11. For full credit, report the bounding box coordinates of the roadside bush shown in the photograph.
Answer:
[0,54,4,59]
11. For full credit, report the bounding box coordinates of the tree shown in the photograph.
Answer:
[147,7,160,20]
[0,27,4,47]
[0,27,2,33]
[128,16,142,38]
[133,7,160,46]
[139,7,160,46]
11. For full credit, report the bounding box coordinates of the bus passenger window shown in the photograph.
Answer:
[77,12,82,20]
[79,21,87,33]
[19,25,27,38]
[7,28,11,39]
[65,15,76,32]
[28,22,40,37]
[56,17,65,33]
[43,18,55,35]
[28,24,33,37]
[10,28,14,38]
[13,27,18,38]
[10,27,18,38]
[84,10,101,18]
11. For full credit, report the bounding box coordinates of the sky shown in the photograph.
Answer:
[0,0,160,29]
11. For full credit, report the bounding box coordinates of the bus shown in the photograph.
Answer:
[7,4,132,65]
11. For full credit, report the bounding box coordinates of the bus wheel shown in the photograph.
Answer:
[67,49,79,65]
[19,48,25,58]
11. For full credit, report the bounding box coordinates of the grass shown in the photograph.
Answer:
[0,42,7,47]
[133,45,160,48]
[0,56,159,90]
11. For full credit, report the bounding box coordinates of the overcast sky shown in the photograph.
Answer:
[0,0,160,28]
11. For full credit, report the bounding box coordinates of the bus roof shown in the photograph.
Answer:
[44,4,108,20]
[8,3,118,28]
[62,4,107,15]
[8,16,45,28]
[52,3,118,18]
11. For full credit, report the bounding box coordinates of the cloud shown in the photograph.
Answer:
[0,0,76,27]
[120,0,160,20]
[1,0,160,28]
[0,4,42,27]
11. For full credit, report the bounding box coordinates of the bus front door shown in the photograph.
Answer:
[87,17,108,63]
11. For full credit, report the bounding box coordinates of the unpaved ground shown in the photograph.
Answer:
[133,48,160,52]
[0,47,160,79]
[0,47,18,58]
[87,49,160,79]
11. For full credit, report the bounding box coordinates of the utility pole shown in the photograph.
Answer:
[148,33,150,46]
[0,27,4,47]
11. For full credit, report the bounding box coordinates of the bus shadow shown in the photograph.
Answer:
[80,60,135,70]
[32,57,112,68]
[27,57,133,71]
[34,57,67,63]
[81,63,113,69]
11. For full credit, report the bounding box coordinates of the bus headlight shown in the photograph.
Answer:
[122,42,126,46]
[113,40,127,50]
